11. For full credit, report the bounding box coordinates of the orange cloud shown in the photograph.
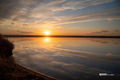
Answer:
[108,18,113,21]
[11,22,17,25]
[18,23,23,26]
[107,53,112,56]
[92,30,109,33]
[24,24,29,26]
[17,30,33,34]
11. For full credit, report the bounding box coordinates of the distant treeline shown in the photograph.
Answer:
[4,35,120,38]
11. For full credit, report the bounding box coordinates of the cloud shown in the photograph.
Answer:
[0,0,115,21]
[13,14,32,21]
[58,8,120,24]
[0,0,38,22]
[115,30,119,32]
[20,0,38,5]
[24,24,29,26]
[0,0,119,31]
[17,30,33,33]
[60,0,114,11]
[29,0,116,23]
[11,22,17,25]
[97,30,109,32]
[42,0,115,11]
[18,23,23,26]
[11,23,29,27]
[0,21,5,24]
[0,0,117,24]
[107,53,112,56]
[0,30,6,31]
[108,18,113,21]
[92,30,109,33]
[36,7,120,27]
[0,0,22,21]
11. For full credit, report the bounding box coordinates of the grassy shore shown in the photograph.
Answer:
[0,34,57,80]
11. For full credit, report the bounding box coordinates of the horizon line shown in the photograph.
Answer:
[3,35,120,38]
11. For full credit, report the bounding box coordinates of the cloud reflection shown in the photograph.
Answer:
[12,37,120,79]
[13,46,120,79]
[85,38,120,45]
[13,50,114,80]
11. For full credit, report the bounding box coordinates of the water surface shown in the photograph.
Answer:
[10,37,120,80]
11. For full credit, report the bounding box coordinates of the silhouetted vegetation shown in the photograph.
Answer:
[0,34,14,57]
[0,34,56,80]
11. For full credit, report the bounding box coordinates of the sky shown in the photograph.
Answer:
[0,0,120,36]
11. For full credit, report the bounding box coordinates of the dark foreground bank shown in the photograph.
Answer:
[0,34,57,80]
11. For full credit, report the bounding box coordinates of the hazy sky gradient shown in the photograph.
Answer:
[0,0,120,35]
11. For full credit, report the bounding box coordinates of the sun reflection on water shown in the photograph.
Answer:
[44,37,50,42]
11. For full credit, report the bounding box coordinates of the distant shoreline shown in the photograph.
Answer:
[4,35,120,38]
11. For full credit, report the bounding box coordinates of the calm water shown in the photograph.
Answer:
[10,37,120,80]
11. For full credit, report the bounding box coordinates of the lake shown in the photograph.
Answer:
[9,37,120,80]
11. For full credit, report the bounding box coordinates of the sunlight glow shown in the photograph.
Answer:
[44,31,50,35]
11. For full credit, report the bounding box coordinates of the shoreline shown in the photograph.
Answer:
[0,55,58,80]
[15,63,58,80]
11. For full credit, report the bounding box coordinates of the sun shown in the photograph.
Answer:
[44,31,50,35]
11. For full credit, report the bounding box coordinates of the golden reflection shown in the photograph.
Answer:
[44,38,50,42]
